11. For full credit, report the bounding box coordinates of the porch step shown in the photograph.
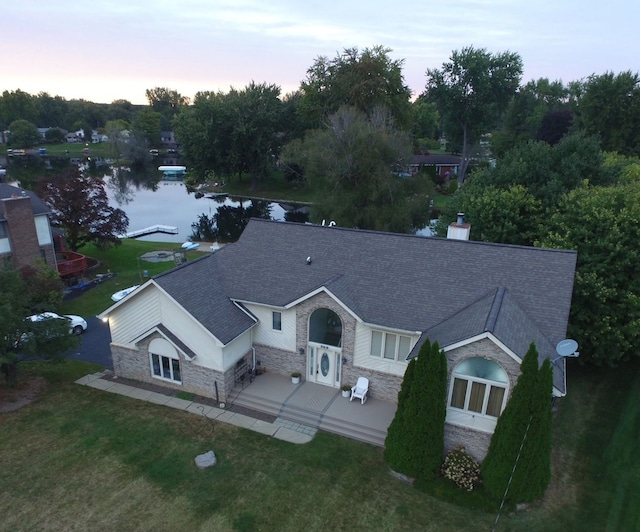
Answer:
[280,401,388,447]
[319,415,387,447]
[278,402,323,428]
[228,386,282,417]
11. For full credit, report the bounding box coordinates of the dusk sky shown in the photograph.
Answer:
[3,0,638,105]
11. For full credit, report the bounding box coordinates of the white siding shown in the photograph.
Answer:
[109,287,161,343]
[158,291,224,370]
[222,330,252,370]
[34,215,52,245]
[244,303,296,351]
[353,322,411,376]
[108,284,225,371]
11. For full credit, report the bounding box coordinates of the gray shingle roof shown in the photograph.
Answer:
[413,287,566,392]
[0,183,51,221]
[154,252,256,345]
[153,219,576,388]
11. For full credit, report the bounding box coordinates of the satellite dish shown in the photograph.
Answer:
[556,339,579,358]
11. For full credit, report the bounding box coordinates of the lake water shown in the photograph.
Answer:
[104,177,296,243]
[1,155,432,241]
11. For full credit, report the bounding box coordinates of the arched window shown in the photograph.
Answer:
[448,357,508,418]
[309,308,342,347]
[149,338,181,383]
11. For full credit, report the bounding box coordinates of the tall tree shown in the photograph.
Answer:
[384,357,417,474]
[300,46,412,128]
[437,183,543,246]
[424,46,523,182]
[228,82,284,190]
[482,344,552,503]
[384,340,447,479]
[37,168,129,251]
[574,71,640,155]
[0,266,78,386]
[7,119,41,148]
[540,180,640,366]
[106,99,135,123]
[132,108,162,147]
[35,92,69,128]
[145,87,189,130]
[283,105,430,232]
[105,119,131,160]
[436,132,610,232]
[491,78,570,157]
[0,89,37,129]
[174,82,283,189]
[410,95,441,152]
[409,340,448,479]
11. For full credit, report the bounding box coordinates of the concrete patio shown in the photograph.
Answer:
[228,372,397,447]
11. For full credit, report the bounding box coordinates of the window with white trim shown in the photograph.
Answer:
[272,311,282,331]
[151,353,181,382]
[149,338,182,383]
[448,358,508,418]
[370,330,412,361]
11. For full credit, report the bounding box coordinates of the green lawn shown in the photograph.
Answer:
[2,356,639,531]
[60,239,202,318]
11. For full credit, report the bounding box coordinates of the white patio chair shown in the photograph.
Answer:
[350,377,369,404]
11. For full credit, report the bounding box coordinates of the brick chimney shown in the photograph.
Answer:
[1,195,42,268]
[447,212,471,241]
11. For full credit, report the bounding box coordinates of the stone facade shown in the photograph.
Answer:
[445,424,493,462]
[253,344,304,377]
[339,366,403,403]
[111,331,249,403]
[446,337,522,394]
[442,337,522,460]
[283,291,402,402]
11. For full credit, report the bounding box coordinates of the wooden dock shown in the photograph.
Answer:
[124,225,178,238]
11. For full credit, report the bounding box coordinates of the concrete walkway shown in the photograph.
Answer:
[75,372,315,444]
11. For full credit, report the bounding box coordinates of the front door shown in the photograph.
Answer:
[308,345,340,387]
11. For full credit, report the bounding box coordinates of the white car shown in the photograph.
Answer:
[27,312,88,335]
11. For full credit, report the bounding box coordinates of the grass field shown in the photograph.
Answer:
[59,239,203,318]
[2,355,639,531]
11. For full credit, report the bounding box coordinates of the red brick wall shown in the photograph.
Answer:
[1,196,49,269]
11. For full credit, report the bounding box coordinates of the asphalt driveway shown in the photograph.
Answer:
[67,317,113,370]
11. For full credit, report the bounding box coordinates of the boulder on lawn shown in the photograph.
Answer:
[195,450,217,469]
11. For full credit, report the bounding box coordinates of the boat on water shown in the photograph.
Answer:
[111,285,140,302]
[158,165,186,179]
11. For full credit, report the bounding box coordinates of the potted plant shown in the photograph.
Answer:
[291,372,301,384]
[341,384,351,398]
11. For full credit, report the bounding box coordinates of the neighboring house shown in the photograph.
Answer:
[65,131,82,143]
[410,154,461,179]
[159,131,178,149]
[0,184,56,270]
[92,131,108,144]
[99,218,577,459]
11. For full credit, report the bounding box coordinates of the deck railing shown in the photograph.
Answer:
[56,251,87,277]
